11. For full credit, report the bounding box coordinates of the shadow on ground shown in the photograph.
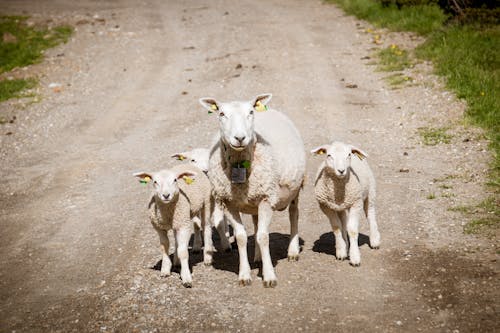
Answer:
[312,232,370,256]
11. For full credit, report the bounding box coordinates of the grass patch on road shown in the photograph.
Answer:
[0,15,72,102]
[418,127,452,145]
[377,44,412,71]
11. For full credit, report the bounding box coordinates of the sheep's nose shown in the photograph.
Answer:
[162,193,170,200]
[234,135,246,143]
[338,169,345,175]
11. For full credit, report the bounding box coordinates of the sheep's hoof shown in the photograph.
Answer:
[160,272,171,278]
[349,262,361,267]
[263,280,277,288]
[182,282,193,288]
[336,256,347,261]
[371,245,380,250]
[239,279,252,286]
[287,255,299,262]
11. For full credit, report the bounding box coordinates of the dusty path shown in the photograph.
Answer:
[0,0,498,332]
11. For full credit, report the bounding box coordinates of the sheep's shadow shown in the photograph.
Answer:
[212,232,305,277]
[312,232,370,257]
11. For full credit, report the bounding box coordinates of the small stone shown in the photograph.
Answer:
[396,320,402,326]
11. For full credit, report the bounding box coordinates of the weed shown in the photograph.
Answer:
[418,127,453,145]
[385,72,413,88]
[0,78,37,102]
[377,45,412,71]
[427,193,436,199]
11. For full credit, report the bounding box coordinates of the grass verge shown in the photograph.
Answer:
[0,15,72,102]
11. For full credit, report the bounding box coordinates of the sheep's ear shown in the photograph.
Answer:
[310,146,328,156]
[177,171,197,185]
[351,146,369,160]
[171,152,189,161]
[252,93,272,109]
[133,172,153,184]
[199,97,220,114]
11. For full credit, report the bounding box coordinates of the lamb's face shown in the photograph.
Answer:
[311,142,368,179]
[134,170,197,203]
[326,143,352,179]
[217,101,254,151]
[172,148,210,173]
[199,94,272,152]
[152,170,181,203]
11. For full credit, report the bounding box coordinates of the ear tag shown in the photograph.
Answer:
[178,155,185,161]
[139,176,151,185]
[231,167,246,184]
[208,104,218,114]
[318,150,325,155]
[183,176,194,185]
[255,101,267,112]
[354,152,365,160]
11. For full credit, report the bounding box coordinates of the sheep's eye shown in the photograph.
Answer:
[153,180,158,185]
[191,159,195,163]
[219,112,225,117]
[174,179,177,182]
[249,110,254,115]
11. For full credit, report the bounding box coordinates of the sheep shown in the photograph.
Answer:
[133,164,213,287]
[311,141,381,266]
[171,148,232,252]
[199,93,306,287]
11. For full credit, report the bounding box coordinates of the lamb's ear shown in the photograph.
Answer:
[177,171,197,185]
[199,97,220,114]
[133,172,153,184]
[252,93,272,108]
[171,152,189,161]
[310,146,328,156]
[351,146,369,160]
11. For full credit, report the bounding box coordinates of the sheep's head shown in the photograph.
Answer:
[199,94,272,151]
[134,170,196,203]
[171,148,210,173]
[311,142,368,179]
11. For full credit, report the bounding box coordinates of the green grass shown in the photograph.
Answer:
[385,73,413,88]
[448,197,499,236]
[327,0,446,35]
[377,45,412,71]
[0,16,72,74]
[418,127,452,145]
[427,193,436,199]
[0,78,37,102]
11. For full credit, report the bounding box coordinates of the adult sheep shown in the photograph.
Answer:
[199,93,305,287]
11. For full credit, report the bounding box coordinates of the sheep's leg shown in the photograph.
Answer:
[226,206,251,285]
[202,207,214,266]
[192,216,202,253]
[252,215,261,262]
[257,200,277,288]
[364,198,381,249]
[213,204,232,252]
[287,195,300,261]
[167,229,176,255]
[338,210,348,245]
[156,228,172,277]
[346,206,362,267]
[176,227,193,288]
[173,230,180,267]
[328,210,348,260]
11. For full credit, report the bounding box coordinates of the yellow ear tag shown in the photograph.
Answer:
[139,176,151,185]
[318,150,325,155]
[255,101,267,112]
[354,152,365,160]
[183,176,194,185]
[178,155,185,161]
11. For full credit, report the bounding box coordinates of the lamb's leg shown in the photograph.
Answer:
[287,195,300,261]
[156,228,172,277]
[202,207,214,266]
[192,216,202,253]
[346,205,362,267]
[176,227,193,288]
[213,204,232,252]
[329,210,348,260]
[173,230,180,267]
[226,206,251,286]
[252,215,261,262]
[257,200,277,288]
[364,198,381,249]
[338,210,348,245]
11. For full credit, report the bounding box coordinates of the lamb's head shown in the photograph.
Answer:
[311,142,368,179]
[199,94,272,151]
[171,148,210,173]
[134,169,196,203]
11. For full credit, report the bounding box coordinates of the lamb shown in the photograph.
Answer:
[199,93,306,287]
[171,148,232,252]
[133,164,213,287]
[311,141,381,266]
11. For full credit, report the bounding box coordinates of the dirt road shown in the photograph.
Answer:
[0,0,498,332]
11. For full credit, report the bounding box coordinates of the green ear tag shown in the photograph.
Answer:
[241,160,251,169]
[139,176,151,185]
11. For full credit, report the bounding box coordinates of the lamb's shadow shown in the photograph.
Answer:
[312,232,370,256]
[212,232,305,276]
